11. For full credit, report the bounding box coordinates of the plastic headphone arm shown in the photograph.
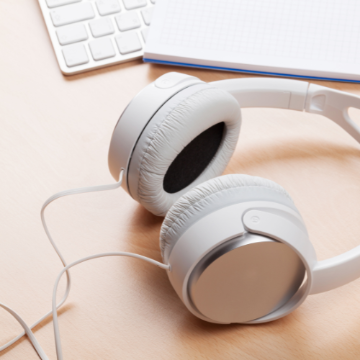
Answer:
[305,83,360,144]
[212,77,360,145]
[210,77,309,110]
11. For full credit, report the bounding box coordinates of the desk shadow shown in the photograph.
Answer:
[126,204,163,253]
[174,301,360,359]
[228,137,360,174]
[63,59,144,82]
[145,63,253,84]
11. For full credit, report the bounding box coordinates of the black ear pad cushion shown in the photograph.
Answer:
[127,83,241,216]
[160,174,299,261]
[163,121,226,194]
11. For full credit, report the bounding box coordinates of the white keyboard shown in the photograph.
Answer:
[38,0,155,75]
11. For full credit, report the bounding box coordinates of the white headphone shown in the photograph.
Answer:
[2,72,360,359]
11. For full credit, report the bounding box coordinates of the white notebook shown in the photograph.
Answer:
[144,0,360,82]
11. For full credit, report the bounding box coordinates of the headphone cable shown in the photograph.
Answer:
[0,170,170,359]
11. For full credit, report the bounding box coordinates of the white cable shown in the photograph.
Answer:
[52,252,169,360]
[0,169,170,359]
[0,253,169,360]
[0,303,50,360]
[0,170,124,352]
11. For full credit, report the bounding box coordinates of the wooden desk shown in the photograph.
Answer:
[1,1,360,359]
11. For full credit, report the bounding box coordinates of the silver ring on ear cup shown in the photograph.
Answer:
[188,232,306,323]
[161,174,315,324]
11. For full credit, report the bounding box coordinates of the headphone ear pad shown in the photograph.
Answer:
[127,83,241,216]
[160,174,299,261]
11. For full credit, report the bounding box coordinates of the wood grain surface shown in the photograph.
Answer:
[1,1,360,359]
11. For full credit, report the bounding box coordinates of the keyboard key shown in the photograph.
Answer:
[96,0,121,16]
[46,0,80,8]
[141,7,153,25]
[62,43,89,67]
[115,12,140,31]
[115,32,142,54]
[89,18,114,38]
[122,0,147,10]
[56,23,88,45]
[89,38,116,60]
[40,0,153,74]
[141,28,149,42]
[50,3,95,27]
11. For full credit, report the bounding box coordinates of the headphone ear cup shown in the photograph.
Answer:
[160,174,299,261]
[127,83,241,216]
